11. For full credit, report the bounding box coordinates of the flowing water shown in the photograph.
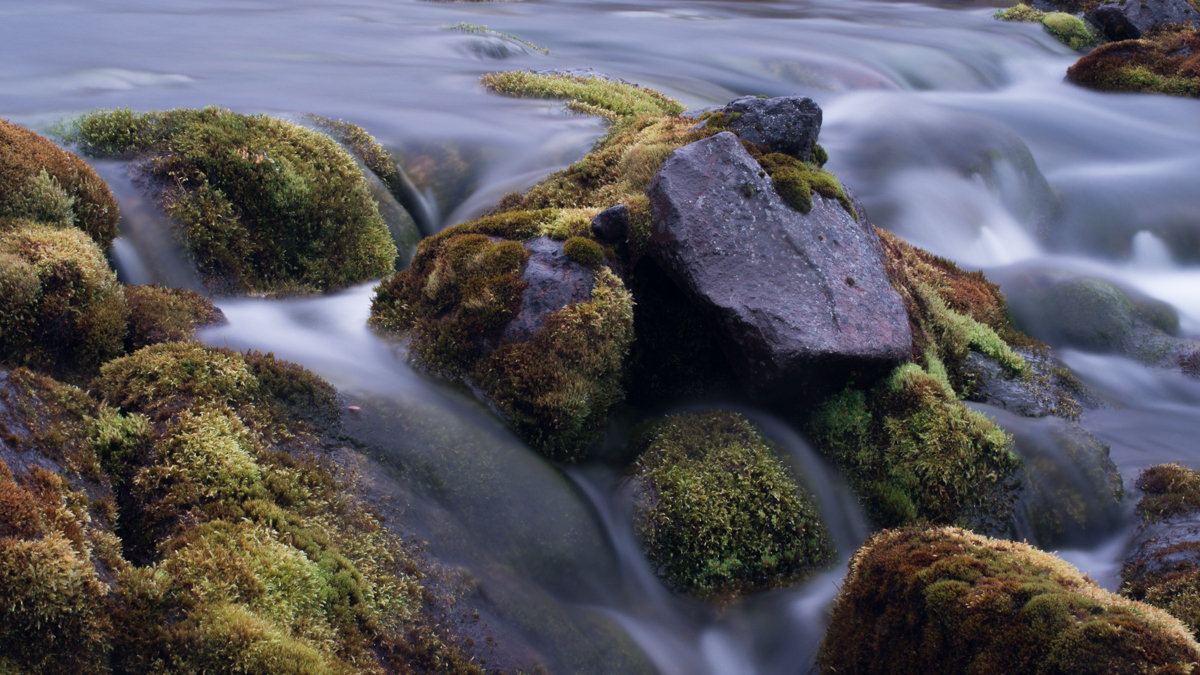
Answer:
[5,0,1200,671]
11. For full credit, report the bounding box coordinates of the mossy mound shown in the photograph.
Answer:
[0,118,119,249]
[124,284,225,352]
[69,107,397,295]
[809,364,1021,529]
[0,221,128,382]
[0,345,491,673]
[819,526,1200,674]
[370,209,634,461]
[631,412,833,601]
[481,70,685,121]
[995,5,1098,51]
[1121,464,1200,639]
[1068,26,1200,97]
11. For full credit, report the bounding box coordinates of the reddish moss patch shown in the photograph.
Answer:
[820,527,1200,674]
[1067,27,1200,98]
[0,118,119,249]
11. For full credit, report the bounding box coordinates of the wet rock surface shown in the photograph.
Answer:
[646,131,911,402]
[1085,0,1200,40]
[725,95,823,161]
[590,204,629,243]
[501,236,596,344]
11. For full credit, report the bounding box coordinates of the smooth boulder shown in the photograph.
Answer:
[645,131,910,401]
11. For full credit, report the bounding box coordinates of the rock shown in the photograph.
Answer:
[502,236,595,343]
[590,203,630,243]
[1067,26,1200,100]
[1122,464,1200,637]
[725,95,823,161]
[1086,0,1200,41]
[645,131,911,402]
[820,527,1200,674]
[630,411,832,601]
[963,349,1085,419]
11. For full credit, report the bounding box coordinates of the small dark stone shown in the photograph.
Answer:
[591,204,630,243]
[1088,6,1143,40]
[1085,0,1199,40]
[645,131,911,402]
[725,95,823,162]
[501,236,595,344]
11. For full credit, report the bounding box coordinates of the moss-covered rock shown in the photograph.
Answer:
[995,5,1098,50]
[124,284,225,352]
[69,107,397,295]
[1121,464,1200,639]
[630,412,832,601]
[0,222,128,382]
[809,364,1021,529]
[0,118,119,249]
[1068,26,1200,97]
[819,526,1200,674]
[370,209,634,461]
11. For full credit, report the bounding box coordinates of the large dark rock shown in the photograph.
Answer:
[502,236,595,344]
[645,131,911,402]
[724,96,823,161]
[1085,0,1200,41]
[591,204,629,243]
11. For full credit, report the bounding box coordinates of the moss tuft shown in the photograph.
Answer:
[809,363,1021,529]
[562,236,603,267]
[69,108,397,295]
[0,222,128,382]
[819,527,1200,674]
[124,284,224,352]
[744,143,857,220]
[1067,27,1200,98]
[1042,12,1097,50]
[631,411,833,601]
[996,4,1047,21]
[0,118,119,249]
[1135,463,1200,523]
[481,71,684,120]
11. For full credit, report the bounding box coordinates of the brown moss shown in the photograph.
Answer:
[819,526,1200,675]
[631,411,832,601]
[0,118,119,249]
[1067,27,1200,98]
[1136,463,1200,523]
[0,222,128,383]
[123,284,224,352]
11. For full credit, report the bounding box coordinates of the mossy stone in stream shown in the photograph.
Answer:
[370,209,634,461]
[69,107,397,295]
[631,411,833,601]
[123,284,225,352]
[818,526,1200,674]
[0,222,128,382]
[0,118,119,249]
[995,5,1098,50]
[1067,26,1200,97]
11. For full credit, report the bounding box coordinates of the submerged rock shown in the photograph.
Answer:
[630,411,832,601]
[646,131,911,402]
[69,107,397,295]
[820,526,1200,674]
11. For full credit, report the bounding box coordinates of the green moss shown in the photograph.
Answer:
[996,4,1047,21]
[1,118,119,249]
[1042,12,1096,50]
[631,411,833,601]
[449,23,550,54]
[124,284,224,352]
[481,71,684,121]
[745,145,857,221]
[809,363,1021,529]
[1067,28,1200,98]
[563,236,603,267]
[0,222,128,382]
[819,527,1200,674]
[69,107,397,295]
[476,267,634,461]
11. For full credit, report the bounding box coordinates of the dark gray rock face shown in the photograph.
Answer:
[726,96,823,162]
[645,131,911,402]
[591,204,629,244]
[1086,0,1200,41]
[964,349,1087,419]
[502,236,595,343]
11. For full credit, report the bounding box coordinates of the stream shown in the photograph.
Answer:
[4,0,1200,671]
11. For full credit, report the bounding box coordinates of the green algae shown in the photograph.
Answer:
[631,411,833,601]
